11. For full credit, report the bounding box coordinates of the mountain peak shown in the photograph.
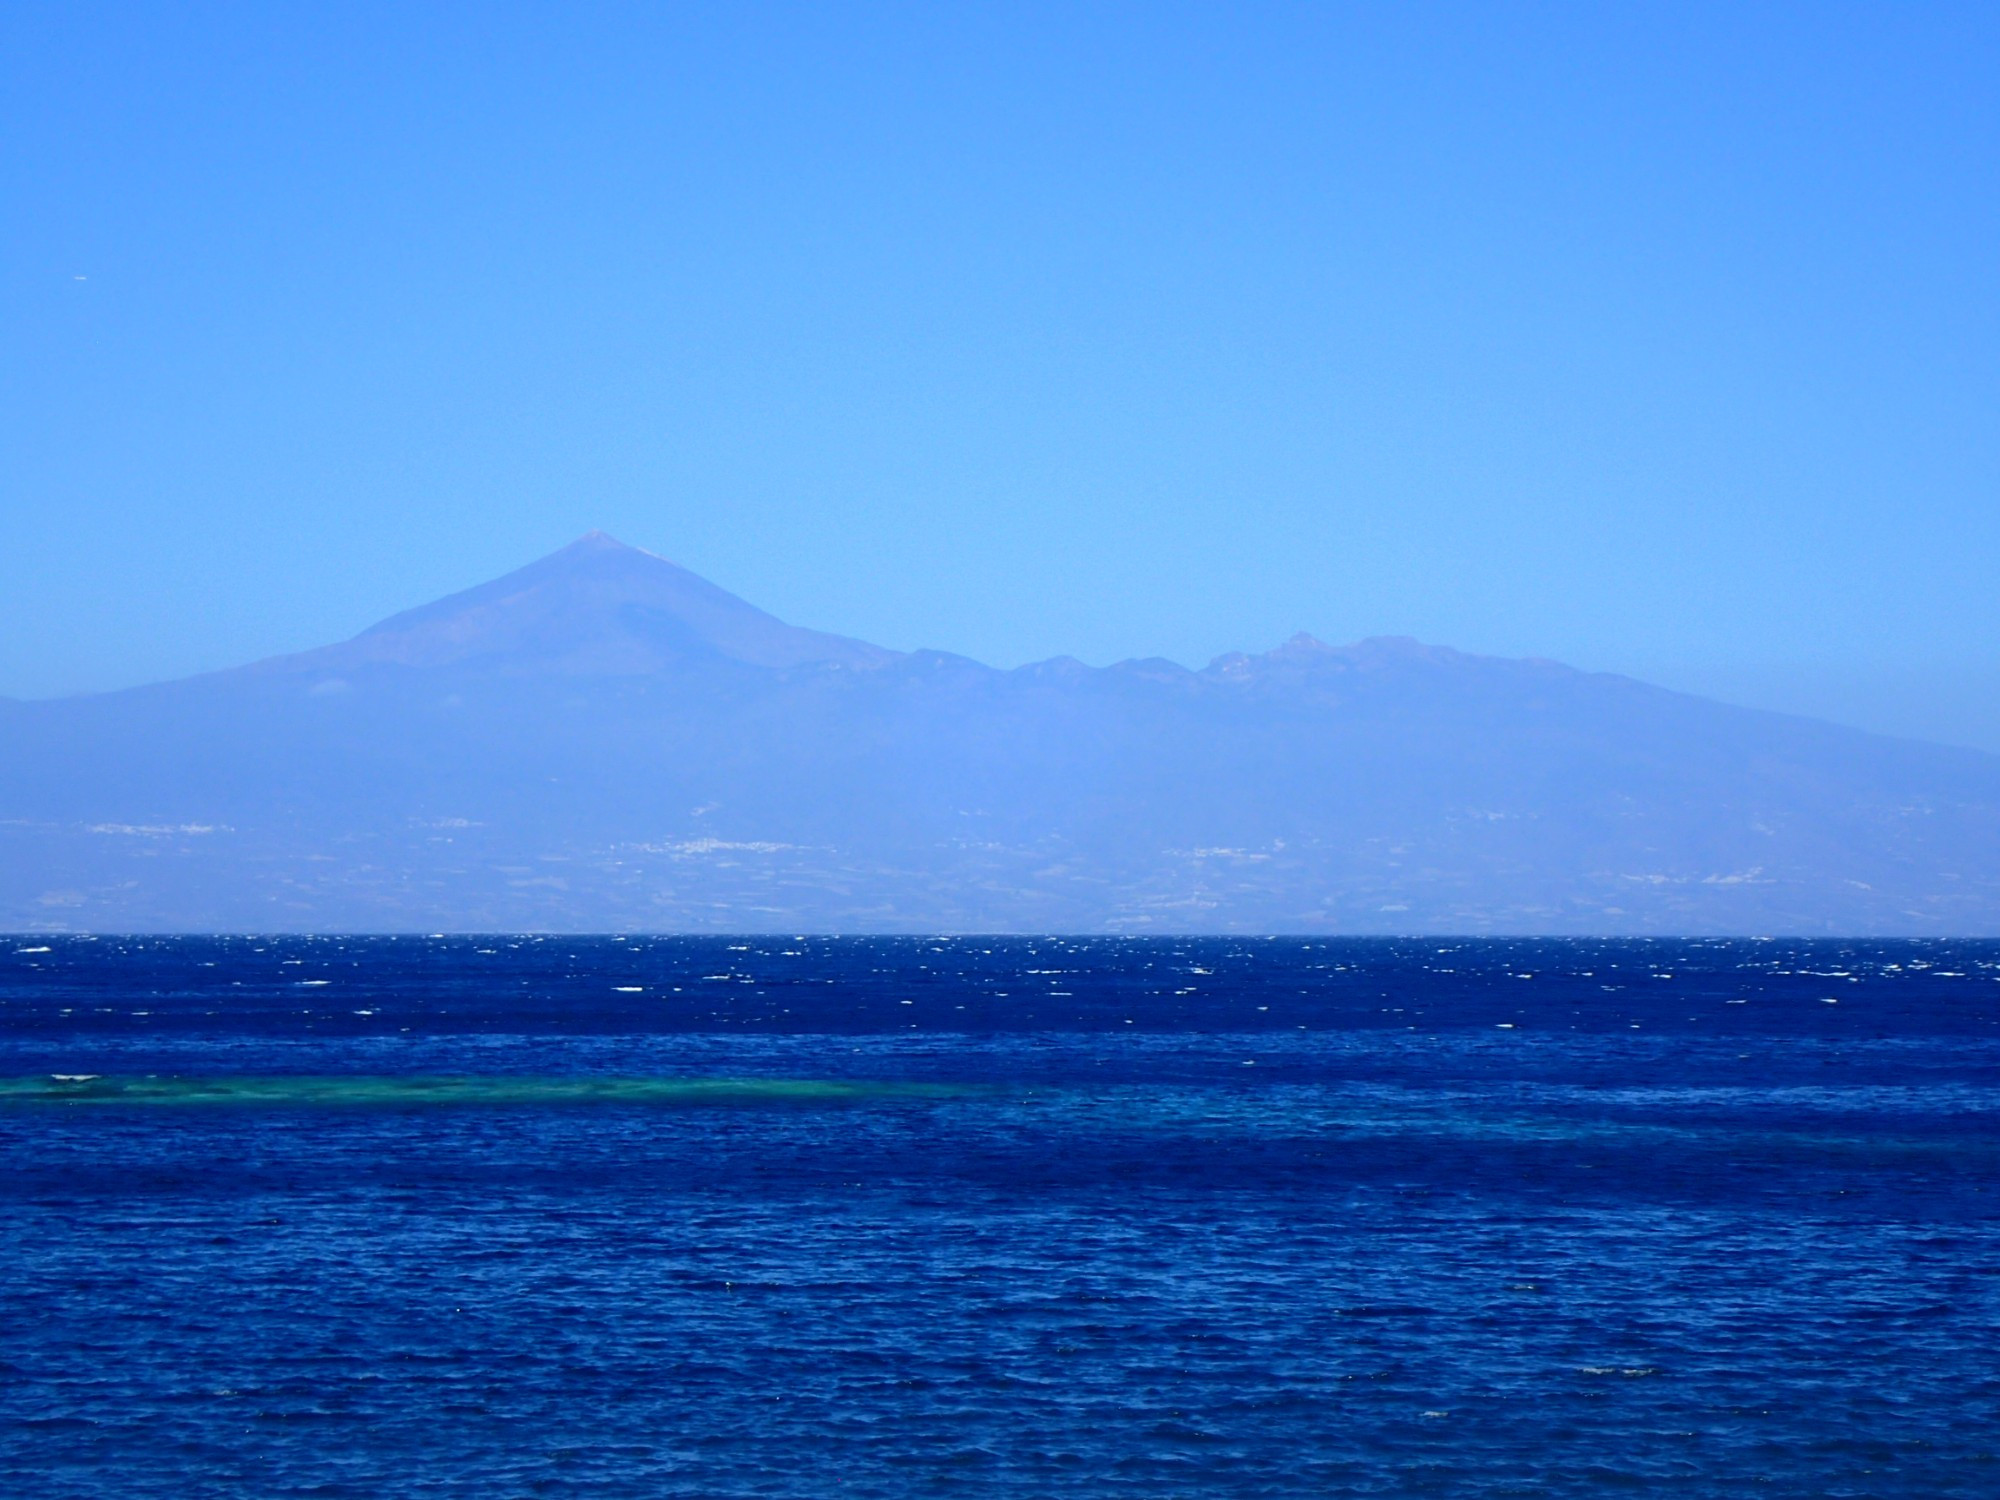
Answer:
[559,529,655,558]
[519,530,680,575]
[288,536,899,676]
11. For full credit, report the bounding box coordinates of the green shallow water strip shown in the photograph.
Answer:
[0,1075,971,1109]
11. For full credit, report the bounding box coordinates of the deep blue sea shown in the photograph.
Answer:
[3,936,1998,1498]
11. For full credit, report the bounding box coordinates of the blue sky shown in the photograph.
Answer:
[4,2,1997,747]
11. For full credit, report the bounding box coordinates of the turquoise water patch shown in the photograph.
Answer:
[1,1074,969,1109]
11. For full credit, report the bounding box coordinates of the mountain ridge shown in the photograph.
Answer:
[19,534,1975,767]
[3,534,1996,934]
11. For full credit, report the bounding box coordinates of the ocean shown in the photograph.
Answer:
[3,935,1997,1497]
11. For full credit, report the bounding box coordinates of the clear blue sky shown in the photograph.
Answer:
[5,2,1998,748]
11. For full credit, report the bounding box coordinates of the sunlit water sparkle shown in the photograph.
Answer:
[3,936,1997,1497]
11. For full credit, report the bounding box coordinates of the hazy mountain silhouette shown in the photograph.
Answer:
[290,531,897,675]
[5,533,1997,933]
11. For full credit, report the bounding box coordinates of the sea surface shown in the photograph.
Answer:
[3,935,1998,1498]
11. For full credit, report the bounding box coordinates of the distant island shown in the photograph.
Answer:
[4,532,1997,934]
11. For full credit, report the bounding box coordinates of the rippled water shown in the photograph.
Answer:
[3,936,1998,1497]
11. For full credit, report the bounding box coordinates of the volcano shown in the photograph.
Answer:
[4,534,1997,933]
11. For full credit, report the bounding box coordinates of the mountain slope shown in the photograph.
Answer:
[3,535,1997,933]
